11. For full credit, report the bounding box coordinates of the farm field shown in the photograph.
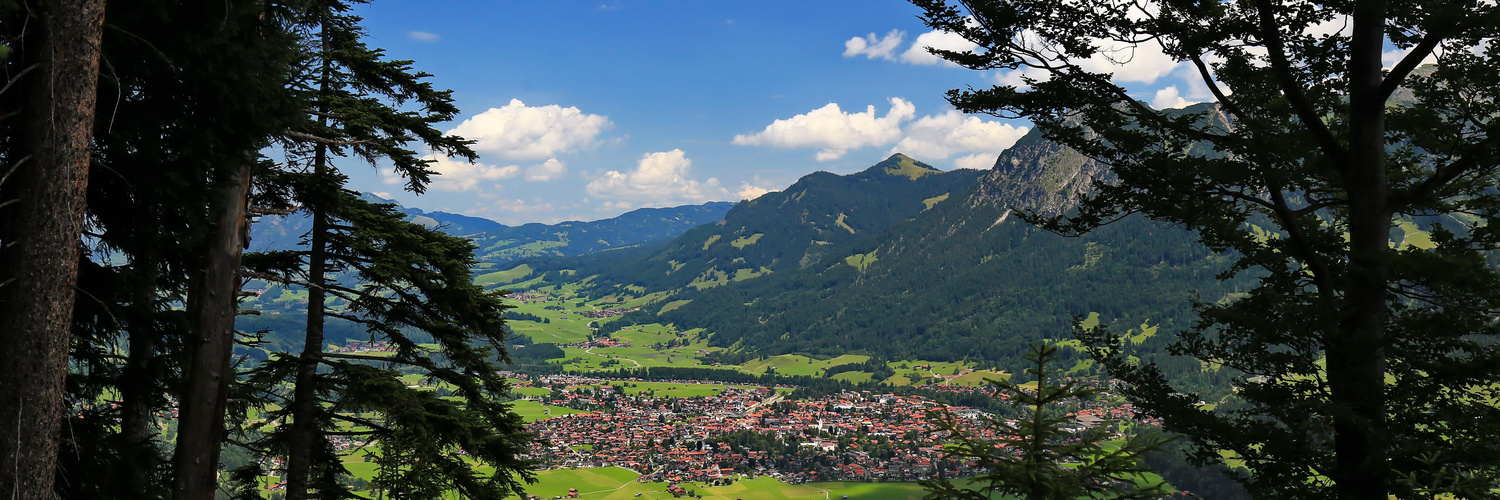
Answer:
[568,380,792,399]
[494,287,1020,391]
[741,354,869,377]
[463,468,933,500]
[510,400,588,422]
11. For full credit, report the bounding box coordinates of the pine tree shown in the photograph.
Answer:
[234,1,530,498]
[36,0,306,497]
[923,343,1170,500]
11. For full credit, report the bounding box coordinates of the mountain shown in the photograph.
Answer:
[248,194,734,268]
[525,154,984,293]
[238,195,733,352]
[468,202,736,267]
[512,115,1253,378]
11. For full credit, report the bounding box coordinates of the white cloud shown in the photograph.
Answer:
[954,154,1000,170]
[408,31,439,42]
[525,158,567,181]
[447,99,611,160]
[490,198,558,213]
[890,111,1029,168]
[1382,46,1440,70]
[990,66,1052,89]
[1305,15,1352,38]
[586,149,724,202]
[1151,86,1195,110]
[900,30,979,66]
[736,183,773,200]
[733,98,916,161]
[1078,39,1181,84]
[844,30,905,60]
[385,154,518,192]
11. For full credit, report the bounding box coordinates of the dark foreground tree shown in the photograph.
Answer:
[0,0,105,497]
[911,0,1500,498]
[229,1,529,498]
[923,342,1170,500]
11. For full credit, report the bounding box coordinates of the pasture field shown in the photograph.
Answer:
[740,354,869,377]
[573,380,791,398]
[555,325,726,371]
[510,400,588,422]
[512,385,553,398]
[477,264,534,285]
[500,470,934,500]
[665,476,932,500]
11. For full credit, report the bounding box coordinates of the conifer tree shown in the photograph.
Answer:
[234,1,531,498]
[911,0,1500,498]
[924,343,1170,500]
[0,0,106,497]
[37,0,305,497]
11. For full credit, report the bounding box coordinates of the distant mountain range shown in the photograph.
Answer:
[248,194,734,268]
[505,105,1255,377]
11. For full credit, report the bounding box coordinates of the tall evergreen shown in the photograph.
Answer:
[0,0,106,497]
[36,0,306,498]
[924,343,1170,500]
[235,1,531,498]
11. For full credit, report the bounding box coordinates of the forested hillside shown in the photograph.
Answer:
[522,154,982,290]
[510,128,1255,387]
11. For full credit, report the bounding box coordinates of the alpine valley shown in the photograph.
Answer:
[236,121,1263,497]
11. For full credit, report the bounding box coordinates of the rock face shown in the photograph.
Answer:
[967,102,1229,219]
[969,127,1106,218]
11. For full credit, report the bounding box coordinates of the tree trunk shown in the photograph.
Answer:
[173,162,253,500]
[120,273,161,497]
[285,161,328,500]
[1330,2,1390,499]
[286,15,333,499]
[0,0,105,498]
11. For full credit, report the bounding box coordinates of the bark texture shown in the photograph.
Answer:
[173,163,253,500]
[0,0,106,497]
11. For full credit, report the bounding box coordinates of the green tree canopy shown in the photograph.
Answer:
[910,0,1500,498]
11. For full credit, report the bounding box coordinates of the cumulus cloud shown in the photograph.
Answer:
[408,31,439,42]
[1151,86,1195,110]
[599,201,633,211]
[385,154,518,192]
[844,30,905,60]
[586,150,723,202]
[489,198,559,214]
[1077,39,1181,84]
[736,183,773,201]
[890,111,1029,169]
[1382,46,1440,70]
[900,30,979,65]
[990,66,1052,89]
[954,154,1001,171]
[447,99,611,160]
[733,98,916,161]
[525,158,568,181]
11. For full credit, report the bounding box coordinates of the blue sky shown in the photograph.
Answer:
[341,0,1212,224]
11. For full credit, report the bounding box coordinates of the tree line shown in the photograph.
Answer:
[0,1,530,499]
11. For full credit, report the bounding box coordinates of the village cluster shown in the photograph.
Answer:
[512,374,1156,488]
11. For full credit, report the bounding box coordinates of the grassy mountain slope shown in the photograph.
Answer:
[510,127,1252,379]
[523,154,983,294]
